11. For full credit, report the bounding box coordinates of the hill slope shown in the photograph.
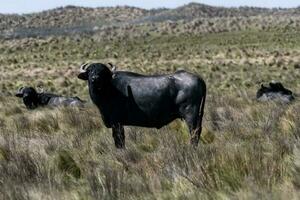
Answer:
[0,3,299,39]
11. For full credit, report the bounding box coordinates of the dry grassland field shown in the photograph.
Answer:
[0,3,300,200]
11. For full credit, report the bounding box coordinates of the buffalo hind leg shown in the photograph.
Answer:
[183,101,205,146]
[183,110,201,146]
[190,122,202,146]
[112,124,125,148]
[183,83,206,147]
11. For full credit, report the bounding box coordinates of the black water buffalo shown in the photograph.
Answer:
[78,63,206,148]
[16,86,85,109]
[257,82,295,103]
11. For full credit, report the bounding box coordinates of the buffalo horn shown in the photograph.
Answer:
[80,63,89,73]
[17,86,24,93]
[108,63,116,71]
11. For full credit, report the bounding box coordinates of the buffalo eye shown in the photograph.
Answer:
[91,75,100,82]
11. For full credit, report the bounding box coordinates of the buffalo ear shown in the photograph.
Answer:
[78,72,88,80]
[15,93,23,98]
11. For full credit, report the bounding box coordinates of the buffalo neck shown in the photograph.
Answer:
[88,81,120,127]
[37,93,52,106]
[88,82,116,108]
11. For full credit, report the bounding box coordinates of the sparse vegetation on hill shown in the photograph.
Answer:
[0,3,299,38]
[0,2,300,200]
[0,6,148,29]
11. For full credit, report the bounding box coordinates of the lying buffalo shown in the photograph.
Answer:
[16,86,85,109]
[256,82,295,103]
[78,63,206,148]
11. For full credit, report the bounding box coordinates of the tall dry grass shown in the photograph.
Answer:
[0,94,299,199]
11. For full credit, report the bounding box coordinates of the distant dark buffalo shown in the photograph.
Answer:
[78,63,206,148]
[256,82,295,103]
[16,86,85,109]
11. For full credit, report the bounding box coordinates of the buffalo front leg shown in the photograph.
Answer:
[112,124,125,148]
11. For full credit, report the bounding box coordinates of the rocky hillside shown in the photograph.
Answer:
[0,6,148,29]
[0,3,299,39]
[138,3,298,23]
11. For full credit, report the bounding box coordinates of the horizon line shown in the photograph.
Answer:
[1,2,299,15]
